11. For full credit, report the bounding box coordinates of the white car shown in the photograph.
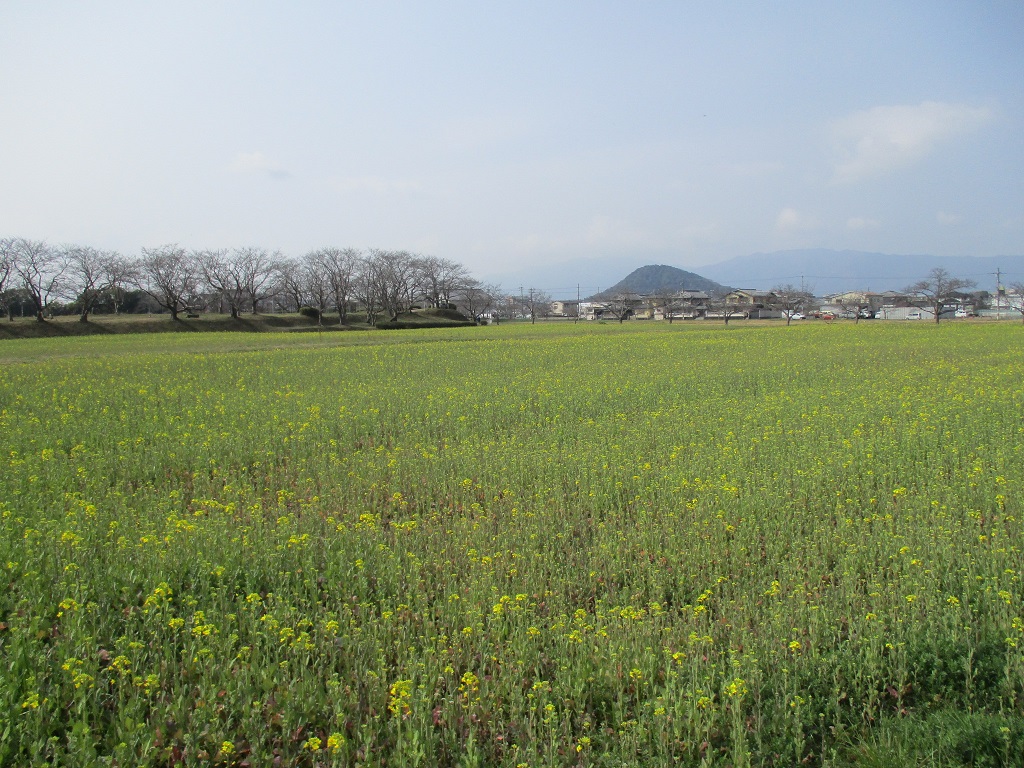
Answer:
[907,311,922,320]
[790,313,805,320]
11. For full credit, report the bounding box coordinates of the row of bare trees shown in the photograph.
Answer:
[0,238,505,325]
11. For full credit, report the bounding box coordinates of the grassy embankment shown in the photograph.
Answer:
[0,308,474,340]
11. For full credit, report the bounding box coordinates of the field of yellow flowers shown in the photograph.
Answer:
[1,321,1022,767]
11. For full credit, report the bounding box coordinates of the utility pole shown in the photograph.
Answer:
[996,268,1003,320]
[529,287,535,324]
[575,283,579,324]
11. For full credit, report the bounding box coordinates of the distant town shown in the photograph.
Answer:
[537,284,1018,323]
[520,263,1022,324]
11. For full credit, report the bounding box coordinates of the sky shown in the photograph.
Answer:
[2,1,1022,288]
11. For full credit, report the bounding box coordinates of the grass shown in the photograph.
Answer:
[0,321,1022,766]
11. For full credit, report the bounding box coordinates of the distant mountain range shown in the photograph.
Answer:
[487,249,1024,298]
[589,265,729,300]
[695,250,1024,295]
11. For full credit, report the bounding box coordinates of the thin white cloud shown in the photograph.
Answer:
[776,207,815,232]
[936,211,962,225]
[847,216,880,231]
[231,151,290,179]
[831,101,993,184]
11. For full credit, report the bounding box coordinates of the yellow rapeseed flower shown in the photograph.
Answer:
[327,732,345,752]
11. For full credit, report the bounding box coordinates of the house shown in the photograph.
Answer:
[549,300,579,318]
[824,290,884,308]
[875,290,914,309]
[652,290,710,320]
[723,290,782,319]
[997,289,1024,317]
[725,289,775,307]
[874,306,936,320]
[825,290,871,305]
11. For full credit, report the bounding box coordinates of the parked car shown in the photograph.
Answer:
[954,308,974,318]
[820,311,836,321]
[907,311,923,320]
[790,313,806,320]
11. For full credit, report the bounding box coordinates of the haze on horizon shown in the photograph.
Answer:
[2,1,1022,286]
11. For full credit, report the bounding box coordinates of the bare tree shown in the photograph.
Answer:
[417,255,470,308]
[770,284,813,325]
[0,238,14,321]
[316,247,361,321]
[393,251,421,318]
[838,297,873,324]
[137,244,199,320]
[1008,282,1024,324]
[12,238,68,321]
[456,279,500,324]
[63,245,122,322]
[372,249,418,321]
[905,268,976,324]
[355,253,385,326]
[103,253,139,315]
[602,291,640,323]
[705,291,740,324]
[198,249,245,318]
[273,258,306,313]
[524,288,551,324]
[653,290,684,323]
[233,247,280,314]
[301,250,332,322]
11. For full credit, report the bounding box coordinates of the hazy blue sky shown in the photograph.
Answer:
[2,1,1021,284]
